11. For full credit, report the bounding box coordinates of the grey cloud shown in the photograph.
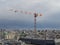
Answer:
[0,0,60,25]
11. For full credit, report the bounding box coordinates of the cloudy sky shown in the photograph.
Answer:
[0,0,60,29]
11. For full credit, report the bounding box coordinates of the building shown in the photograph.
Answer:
[5,31,16,40]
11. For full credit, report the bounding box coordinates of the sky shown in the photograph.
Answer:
[0,0,60,29]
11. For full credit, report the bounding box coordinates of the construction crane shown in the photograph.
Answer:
[9,9,42,33]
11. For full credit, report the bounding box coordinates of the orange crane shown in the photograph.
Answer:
[9,9,42,33]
